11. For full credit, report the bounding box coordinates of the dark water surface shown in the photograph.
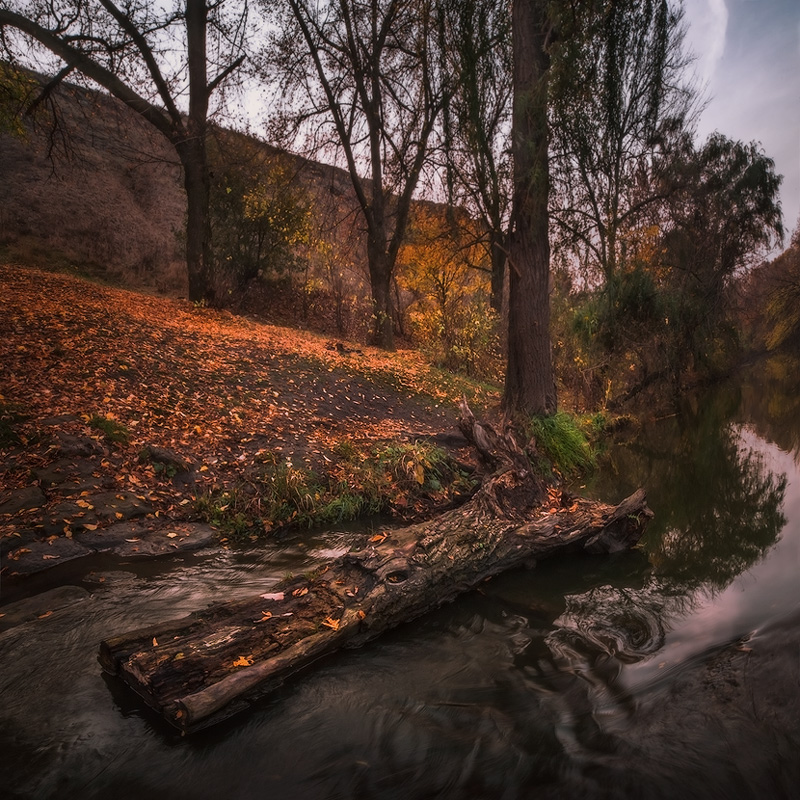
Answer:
[2,359,799,799]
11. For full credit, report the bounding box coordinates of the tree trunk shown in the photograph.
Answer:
[504,0,557,417]
[178,136,214,305]
[99,402,652,734]
[181,0,214,306]
[367,236,395,349]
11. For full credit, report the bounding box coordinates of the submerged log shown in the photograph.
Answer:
[99,402,653,733]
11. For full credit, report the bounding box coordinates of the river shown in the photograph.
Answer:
[2,357,799,799]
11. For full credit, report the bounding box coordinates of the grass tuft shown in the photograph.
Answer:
[195,440,475,540]
[89,414,131,446]
[526,411,603,478]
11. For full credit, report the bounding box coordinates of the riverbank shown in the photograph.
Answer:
[1,264,498,586]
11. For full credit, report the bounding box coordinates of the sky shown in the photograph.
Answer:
[683,0,800,248]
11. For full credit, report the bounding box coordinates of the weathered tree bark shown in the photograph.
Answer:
[504,0,557,416]
[99,403,652,733]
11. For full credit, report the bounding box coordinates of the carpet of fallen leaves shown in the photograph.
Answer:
[0,264,499,546]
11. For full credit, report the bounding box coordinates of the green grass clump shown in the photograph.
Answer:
[89,414,131,446]
[526,411,602,478]
[196,440,474,541]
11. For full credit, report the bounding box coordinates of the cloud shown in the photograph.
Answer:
[684,0,729,84]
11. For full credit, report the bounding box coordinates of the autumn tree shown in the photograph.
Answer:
[263,0,451,349]
[503,0,557,417]
[397,205,498,376]
[0,0,248,304]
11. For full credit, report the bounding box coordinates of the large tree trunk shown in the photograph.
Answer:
[181,0,214,306]
[504,0,557,416]
[99,403,653,734]
[367,236,396,350]
[178,136,214,305]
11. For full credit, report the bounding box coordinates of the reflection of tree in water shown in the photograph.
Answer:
[738,354,800,461]
[591,388,787,593]
[647,423,786,592]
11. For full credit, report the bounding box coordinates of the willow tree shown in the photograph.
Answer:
[0,0,248,304]
[264,0,451,349]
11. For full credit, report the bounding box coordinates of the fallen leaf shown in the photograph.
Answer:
[369,532,387,543]
[254,611,273,623]
[357,610,366,620]
[152,637,159,647]
[42,554,58,560]
[292,587,309,597]
[260,592,285,602]
[83,523,98,531]
[232,655,253,667]
[38,610,53,618]
[167,532,178,539]
[321,616,340,630]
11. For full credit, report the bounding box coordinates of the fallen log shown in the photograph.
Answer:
[99,402,653,733]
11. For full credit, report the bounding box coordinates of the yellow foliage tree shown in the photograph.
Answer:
[397,205,500,378]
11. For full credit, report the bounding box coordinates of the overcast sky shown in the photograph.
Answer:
[683,0,800,248]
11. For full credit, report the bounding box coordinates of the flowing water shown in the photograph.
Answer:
[2,358,799,799]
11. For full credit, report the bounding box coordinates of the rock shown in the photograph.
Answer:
[111,522,216,558]
[75,520,151,551]
[89,491,153,522]
[139,445,193,472]
[0,486,46,516]
[0,586,91,631]
[3,538,93,576]
[0,529,38,556]
[77,520,216,558]
[55,432,107,457]
[34,458,104,490]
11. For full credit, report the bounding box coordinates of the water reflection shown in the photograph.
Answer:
[739,353,800,460]
[589,383,787,592]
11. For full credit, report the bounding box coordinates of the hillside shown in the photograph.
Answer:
[0,71,367,315]
[0,265,498,584]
